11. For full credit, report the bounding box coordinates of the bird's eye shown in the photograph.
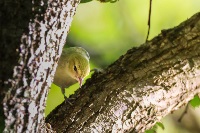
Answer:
[74,65,77,71]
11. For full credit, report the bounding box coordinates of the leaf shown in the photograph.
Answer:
[156,122,165,130]
[145,128,156,133]
[80,0,119,3]
[145,122,165,133]
[145,124,157,133]
[190,95,200,107]
[80,0,93,3]
[98,0,119,3]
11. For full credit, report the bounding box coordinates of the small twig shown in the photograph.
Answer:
[178,103,189,122]
[146,0,152,42]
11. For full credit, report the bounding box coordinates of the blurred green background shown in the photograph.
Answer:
[46,0,200,132]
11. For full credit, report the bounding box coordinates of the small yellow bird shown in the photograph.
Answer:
[53,47,90,99]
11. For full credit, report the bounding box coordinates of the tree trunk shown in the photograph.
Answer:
[46,12,200,133]
[0,0,80,132]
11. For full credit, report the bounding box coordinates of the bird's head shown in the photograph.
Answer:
[67,54,90,87]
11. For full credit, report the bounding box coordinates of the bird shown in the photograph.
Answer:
[53,47,90,100]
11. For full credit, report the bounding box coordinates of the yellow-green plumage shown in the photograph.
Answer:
[53,47,90,98]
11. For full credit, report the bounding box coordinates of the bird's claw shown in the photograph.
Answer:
[63,96,75,106]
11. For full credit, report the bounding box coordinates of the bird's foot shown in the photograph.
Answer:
[63,96,75,106]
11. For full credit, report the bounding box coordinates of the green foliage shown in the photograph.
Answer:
[156,122,164,130]
[81,0,119,3]
[97,0,119,3]
[146,128,156,133]
[145,122,164,133]
[80,0,93,3]
[146,125,157,133]
[190,95,200,107]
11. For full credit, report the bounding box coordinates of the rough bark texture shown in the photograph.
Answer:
[46,13,200,133]
[0,0,80,132]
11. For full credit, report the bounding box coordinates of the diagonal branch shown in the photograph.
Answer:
[46,12,200,133]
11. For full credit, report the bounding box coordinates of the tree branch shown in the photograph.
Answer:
[46,12,200,132]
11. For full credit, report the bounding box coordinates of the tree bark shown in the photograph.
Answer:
[46,12,200,133]
[0,0,80,132]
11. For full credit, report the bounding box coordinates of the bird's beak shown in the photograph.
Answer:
[78,77,83,88]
